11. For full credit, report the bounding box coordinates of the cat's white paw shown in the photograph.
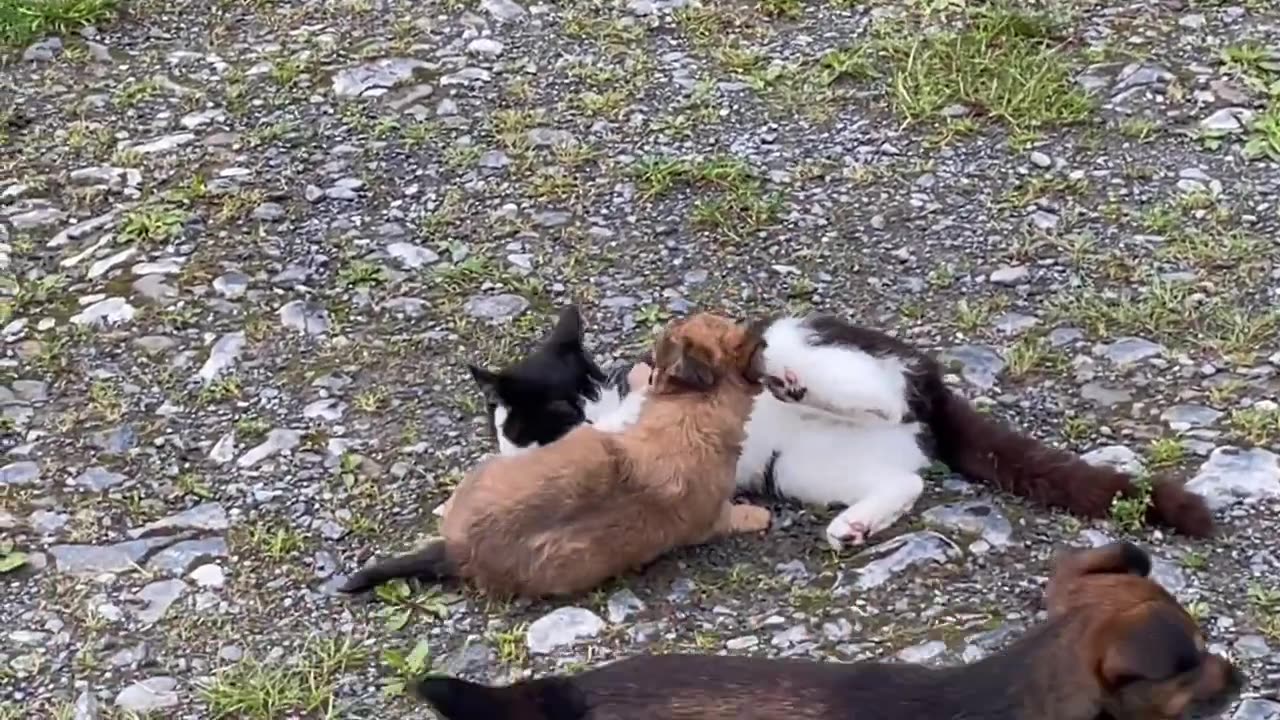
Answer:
[765,368,807,403]
[825,517,870,551]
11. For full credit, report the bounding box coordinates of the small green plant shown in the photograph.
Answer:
[1145,438,1185,469]
[876,5,1093,131]
[199,634,364,718]
[373,579,449,631]
[489,624,529,666]
[380,638,431,697]
[1179,550,1208,572]
[118,204,186,246]
[0,0,116,46]
[1109,474,1153,533]
[0,539,28,574]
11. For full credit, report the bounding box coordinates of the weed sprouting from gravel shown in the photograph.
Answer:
[1109,474,1154,533]
[199,634,365,719]
[0,0,114,46]
[875,4,1093,130]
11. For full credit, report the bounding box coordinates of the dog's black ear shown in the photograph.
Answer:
[468,363,501,400]
[1100,608,1201,688]
[1058,542,1152,580]
[547,306,585,351]
[669,340,717,390]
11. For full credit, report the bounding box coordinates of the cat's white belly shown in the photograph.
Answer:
[737,395,929,507]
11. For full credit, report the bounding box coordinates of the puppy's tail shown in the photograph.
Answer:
[919,370,1215,538]
[413,674,587,720]
[338,538,455,594]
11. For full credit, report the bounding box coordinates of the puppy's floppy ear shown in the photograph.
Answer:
[669,339,718,390]
[1099,608,1201,689]
[1056,542,1152,581]
[547,305,586,350]
[737,319,770,383]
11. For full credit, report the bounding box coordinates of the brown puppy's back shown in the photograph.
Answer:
[440,352,756,597]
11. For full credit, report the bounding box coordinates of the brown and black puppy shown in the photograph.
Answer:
[1044,542,1244,720]
[410,542,1243,720]
[339,312,771,598]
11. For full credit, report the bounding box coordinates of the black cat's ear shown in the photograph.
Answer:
[467,364,501,401]
[547,306,585,350]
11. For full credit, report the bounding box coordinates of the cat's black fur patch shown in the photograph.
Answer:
[468,306,609,449]
[761,450,782,499]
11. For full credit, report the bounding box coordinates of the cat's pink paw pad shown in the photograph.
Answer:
[766,368,807,402]
[826,521,869,551]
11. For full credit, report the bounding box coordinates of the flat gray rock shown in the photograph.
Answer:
[1233,699,1280,720]
[129,503,229,538]
[386,241,440,269]
[1096,336,1165,365]
[237,428,302,468]
[1080,445,1145,476]
[896,639,948,663]
[922,501,1013,547]
[49,537,178,574]
[606,588,646,624]
[129,579,188,625]
[464,293,529,322]
[938,345,1005,389]
[1185,446,1280,510]
[114,677,179,713]
[71,466,128,491]
[526,607,606,655]
[854,531,961,590]
[278,300,331,336]
[0,460,39,487]
[1160,404,1222,429]
[197,332,245,384]
[146,537,229,576]
[332,58,430,98]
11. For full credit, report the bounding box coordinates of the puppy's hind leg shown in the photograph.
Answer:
[824,471,924,551]
[701,501,773,542]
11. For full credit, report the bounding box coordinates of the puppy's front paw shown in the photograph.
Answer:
[765,368,807,403]
[730,504,773,533]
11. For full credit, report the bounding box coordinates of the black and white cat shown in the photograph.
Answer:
[466,307,1216,548]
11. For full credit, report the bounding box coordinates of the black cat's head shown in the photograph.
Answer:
[467,305,606,454]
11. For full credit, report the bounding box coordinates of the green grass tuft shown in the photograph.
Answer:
[877,5,1093,130]
[0,0,115,47]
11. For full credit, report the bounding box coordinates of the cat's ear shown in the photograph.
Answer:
[669,340,717,390]
[467,363,501,402]
[546,305,586,351]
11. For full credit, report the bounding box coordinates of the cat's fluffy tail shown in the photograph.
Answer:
[338,538,455,594]
[921,374,1215,538]
[413,674,587,720]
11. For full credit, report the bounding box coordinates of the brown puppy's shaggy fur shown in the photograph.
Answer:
[411,542,1243,720]
[339,312,771,598]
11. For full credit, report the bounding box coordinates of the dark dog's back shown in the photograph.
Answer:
[415,643,1049,720]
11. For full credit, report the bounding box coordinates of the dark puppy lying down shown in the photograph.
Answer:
[412,542,1243,720]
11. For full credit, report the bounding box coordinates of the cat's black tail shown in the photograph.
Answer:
[338,538,456,594]
[413,674,588,720]
[916,367,1215,538]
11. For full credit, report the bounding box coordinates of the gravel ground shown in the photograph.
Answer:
[3,0,1280,717]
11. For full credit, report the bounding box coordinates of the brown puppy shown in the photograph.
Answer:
[1044,542,1243,720]
[339,313,772,598]
[410,542,1243,720]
